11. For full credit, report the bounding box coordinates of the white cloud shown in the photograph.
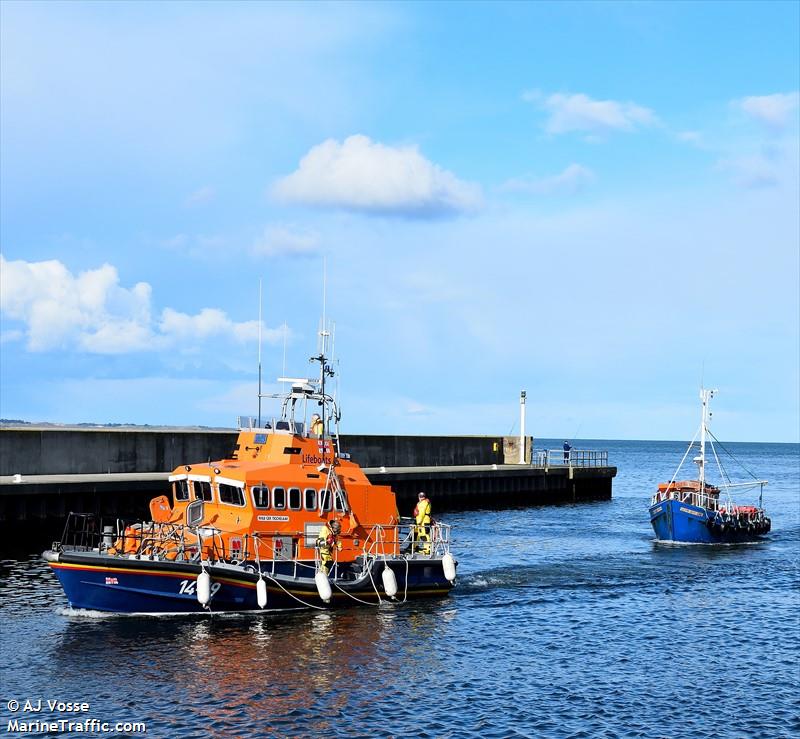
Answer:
[161,234,189,250]
[0,329,24,344]
[0,256,155,352]
[159,308,272,344]
[271,134,482,217]
[716,154,781,189]
[501,163,596,195]
[184,186,216,207]
[404,400,435,417]
[737,92,799,130]
[252,225,321,258]
[525,90,658,136]
[0,255,282,353]
[676,131,703,146]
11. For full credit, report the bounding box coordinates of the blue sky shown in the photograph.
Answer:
[1,1,798,442]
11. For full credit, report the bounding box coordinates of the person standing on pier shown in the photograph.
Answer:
[413,491,432,555]
[316,519,341,575]
[563,441,572,464]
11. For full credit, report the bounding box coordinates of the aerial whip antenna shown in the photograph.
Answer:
[257,278,263,428]
[282,321,288,391]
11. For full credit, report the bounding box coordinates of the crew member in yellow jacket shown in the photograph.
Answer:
[413,491,432,555]
[316,519,342,575]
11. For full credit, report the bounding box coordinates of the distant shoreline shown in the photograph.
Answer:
[2,420,797,445]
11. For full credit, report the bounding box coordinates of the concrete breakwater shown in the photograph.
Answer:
[0,426,615,544]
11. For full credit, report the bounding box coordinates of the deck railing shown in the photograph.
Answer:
[531,449,609,468]
[651,489,721,511]
[363,520,452,559]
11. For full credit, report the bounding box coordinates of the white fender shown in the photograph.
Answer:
[256,578,268,609]
[382,565,398,598]
[196,570,211,606]
[315,571,332,603]
[442,552,457,583]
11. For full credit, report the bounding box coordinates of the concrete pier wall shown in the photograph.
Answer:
[0,427,615,547]
[0,427,511,476]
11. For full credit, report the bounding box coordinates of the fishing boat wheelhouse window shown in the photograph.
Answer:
[219,483,245,507]
[288,487,301,510]
[304,488,317,510]
[273,487,286,510]
[252,486,269,509]
[193,480,213,502]
[174,480,190,501]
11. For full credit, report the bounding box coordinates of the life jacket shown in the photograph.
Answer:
[414,498,431,526]
[316,523,339,552]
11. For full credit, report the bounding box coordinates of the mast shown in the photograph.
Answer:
[697,388,715,489]
[313,259,332,439]
[257,279,263,428]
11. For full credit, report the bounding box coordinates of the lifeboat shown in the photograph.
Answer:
[43,337,457,613]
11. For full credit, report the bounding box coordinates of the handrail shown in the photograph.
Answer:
[533,449,609,468]
[362,520,452,560]
[58,514,453,570]
[651,488,722,510]
[650,488,768,521]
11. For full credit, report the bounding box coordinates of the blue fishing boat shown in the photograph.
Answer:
[649,389,770,544]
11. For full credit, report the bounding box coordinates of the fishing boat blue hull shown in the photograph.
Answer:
[649,499,770,544]
[46,551,453,613]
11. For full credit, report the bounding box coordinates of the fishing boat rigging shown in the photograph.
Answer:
[649,388,770,544]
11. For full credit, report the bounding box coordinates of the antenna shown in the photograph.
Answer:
[282,320,288,392]
[322,255,327,342]
[257,278,263,427]
[310,258,334,437]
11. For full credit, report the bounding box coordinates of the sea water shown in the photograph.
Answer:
[1,440,798,738]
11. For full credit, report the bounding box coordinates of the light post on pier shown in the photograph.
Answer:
[519,390,527,464]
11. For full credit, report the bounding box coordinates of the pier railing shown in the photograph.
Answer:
[532,450,609,468]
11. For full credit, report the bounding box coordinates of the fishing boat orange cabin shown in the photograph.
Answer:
[44,338,457,613]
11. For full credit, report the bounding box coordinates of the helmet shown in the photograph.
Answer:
[418,491,426,499]
[330,519,341,533]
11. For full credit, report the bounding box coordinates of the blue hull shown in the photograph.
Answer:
[649,499,770,544]
[47,551,453,613]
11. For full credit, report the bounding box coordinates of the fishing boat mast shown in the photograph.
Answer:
[695,388,715,491]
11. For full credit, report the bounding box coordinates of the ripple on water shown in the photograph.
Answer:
[1,442,798,738]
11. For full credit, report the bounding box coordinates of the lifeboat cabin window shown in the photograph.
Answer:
[319,489,332,512]
[174,479,190,501]
[219,483,245,507]
[288,487,302,511]
[272,487,286,510]
[333,490,346,511]
[304,488,317,510]
[193,480,213,502]
[252,486,270,509]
